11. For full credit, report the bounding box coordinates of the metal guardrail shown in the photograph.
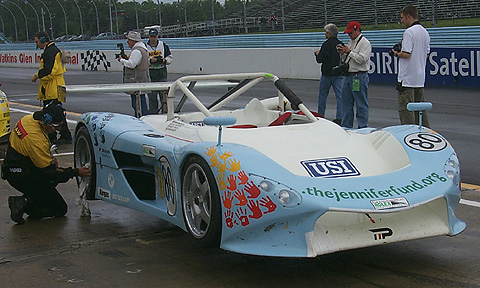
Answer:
[0,26,478,51]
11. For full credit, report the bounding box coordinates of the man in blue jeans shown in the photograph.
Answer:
[315,23,344,125]
[337,21,372,129]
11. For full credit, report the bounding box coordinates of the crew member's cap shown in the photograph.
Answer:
[33,103,65,124]
[344,21,361,33]
[126,31,142,42]
[149,28,159,36]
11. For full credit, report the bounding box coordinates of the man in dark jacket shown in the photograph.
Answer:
[2,104,90,224]
[315,23,345,125]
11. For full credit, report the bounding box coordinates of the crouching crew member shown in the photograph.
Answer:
[2,104,90,224]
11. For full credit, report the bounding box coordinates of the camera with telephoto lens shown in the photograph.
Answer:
[116,43,127,59]
[389,42,402,57]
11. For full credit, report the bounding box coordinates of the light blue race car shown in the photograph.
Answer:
[73,72,465,257]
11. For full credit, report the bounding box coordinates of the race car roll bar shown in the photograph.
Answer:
[167,72,318,123]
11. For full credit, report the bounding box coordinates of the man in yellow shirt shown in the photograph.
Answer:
[31,31,72,144]
[2,104,90,224]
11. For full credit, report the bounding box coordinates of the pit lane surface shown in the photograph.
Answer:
[0,68,479,287]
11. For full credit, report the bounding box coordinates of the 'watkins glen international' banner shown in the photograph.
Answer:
[0,50,118,71]
[370,47,480,88]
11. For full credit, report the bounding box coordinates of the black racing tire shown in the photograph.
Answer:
[74,125,96,200]
[181,155,222,247]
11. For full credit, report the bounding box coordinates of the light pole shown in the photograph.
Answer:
[24,0,40,32]
[4,0,28,40]
[211,0,215,36]
[281,0,284,32]
[108,0,113,36]
[36,0,53,39]
[324,0,327,26]
[241,0,247,34]
[133,0,138,30]
[183,0,187,37]
[111,0,119,38]
[90,0,99,35]
[53,0,68,38]
[0,13,4,32]
[72,0,83,35]
[0,3,17,41]
[156,0,162,37]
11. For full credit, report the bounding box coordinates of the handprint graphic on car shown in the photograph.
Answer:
[235,207,250,226]
[226,174,237,191]
[217,173,226,190]
[238,171,249,185]
[205,147,278,229]
[244,181,261,198]
[247,200,262,219]
[234,189,248,206]
[225,210,234,228]
[259,196,277,214]
[227,159,241,172]
[222,191,233,209]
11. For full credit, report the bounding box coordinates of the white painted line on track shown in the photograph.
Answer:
[52,152,74,157]
[460,199,480,208]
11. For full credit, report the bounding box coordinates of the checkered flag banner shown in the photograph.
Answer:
[81,50,111,71]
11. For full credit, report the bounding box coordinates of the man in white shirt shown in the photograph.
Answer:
[117,31,151,117]
[337,21,372,128]
[393,4,430,127]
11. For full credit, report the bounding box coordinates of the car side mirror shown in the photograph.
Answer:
[407,102,432,130]
[204,117,236,146]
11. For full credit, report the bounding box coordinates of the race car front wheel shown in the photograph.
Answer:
[181,155,221,247]
[74,126,96,200]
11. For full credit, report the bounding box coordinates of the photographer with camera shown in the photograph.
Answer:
[116,43,128,60]
[337,21,372,129]
[314,23,345,125]
[394,4,430,127]
[117,31,151,117]
[146,28,173,114]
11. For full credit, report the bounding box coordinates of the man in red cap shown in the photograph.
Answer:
[337,21,372,129]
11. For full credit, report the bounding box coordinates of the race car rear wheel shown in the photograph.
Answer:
[74,126,96,200]
[181,155,221,246]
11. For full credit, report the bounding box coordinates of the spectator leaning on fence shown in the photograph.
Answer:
[393,4,431,128]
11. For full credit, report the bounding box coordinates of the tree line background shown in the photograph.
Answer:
[0,0,247,41]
